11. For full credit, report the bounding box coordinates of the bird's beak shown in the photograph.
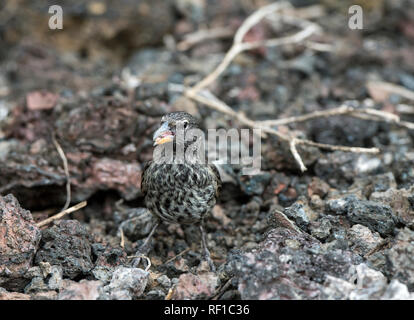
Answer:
[153,121,174,146]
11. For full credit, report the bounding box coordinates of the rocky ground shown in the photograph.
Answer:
[1,0,414,300]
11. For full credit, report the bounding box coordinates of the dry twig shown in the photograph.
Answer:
[177,27,235,51]
[36,201,87,228]
[127,255,152,272]
[181,2,388,172]
[52,133,71,211]
[120,227,125,249]
[186,2,320,96]
[163,248,191,265]
[367,81,414,102]
[260,104,399,126]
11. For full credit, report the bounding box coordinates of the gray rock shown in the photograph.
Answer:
[145,289,166,300]
[284,198,319,232]
[322,275,355,300]
[315,152,381,185]
[381,280,414,300]
[385,228,414,290]
[322,263,414,300]
[156,275,171,290]
[115,208,157,241]
[349,263,388,299]
[327,195,396,237]
[104,266,149,300]
[91,266,114,284]
[227,228,362,300]
[346,224,383,256]
[310,218,332,241]
[47,266,63,290]
[370,186,414,228]
[24,277,48,294]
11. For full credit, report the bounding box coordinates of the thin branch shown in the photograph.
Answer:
[36,201,87,228]
[367,81,414,101]
[120,227,125,249]
[181,2,384,172]
[163,248,191,265]
[186,2,319,95]
[260,104,399,126]
[290,138,307,172]
[212,278,233,300]
[52,133,71,211]
[234,2,291,44]
[177,27,234,51]
[127,255,152,272]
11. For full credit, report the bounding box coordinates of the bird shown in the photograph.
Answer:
[132,111,221,271]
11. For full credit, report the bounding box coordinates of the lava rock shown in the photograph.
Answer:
[350,172,397,198]
[35,220,93,279]
[309,217,332,241]
[307,177,330,198]
[0,288,30,300]
[58,280,103,300]
[238,172,271,196]
[346,224,383,256]
[309,116,379,150]
[227,228,362,300]
[385,228,414,290]
[115,208,157,241]
[103,266,149,300]
[321,263,414,300]
[0,194,41,291]
[370,186,414,228]
[92,244,127,268]
[283,198,319,232]
[171,272,219,300]
[315,152,381,185]
[326,195,396,237]
[91,266,114,284]
[156,275,171,291]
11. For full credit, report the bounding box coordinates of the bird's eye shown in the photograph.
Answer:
[183,121,188,128]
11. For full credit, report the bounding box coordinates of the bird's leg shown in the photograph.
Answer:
[199,223,216,272]
[131,221,159,268]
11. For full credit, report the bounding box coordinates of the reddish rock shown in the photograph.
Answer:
[81,158,142,200]
[0,194,41,291]
[58,280,103,300]
[308,177,330,198]
[31,290,58,300]
[0,288,31,300]
[26,91,58,110]
[171,272,219,300]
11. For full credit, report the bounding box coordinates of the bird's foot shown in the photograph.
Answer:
[199,223,216,272]
[130,243,151,268]
[130,222,159,268]
[202,247,216,272]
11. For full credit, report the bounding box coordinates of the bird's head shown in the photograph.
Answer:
[153,111,200,146]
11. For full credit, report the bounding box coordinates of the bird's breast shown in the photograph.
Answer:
[143,163,217,224]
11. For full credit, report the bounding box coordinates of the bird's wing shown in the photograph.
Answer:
[140,160,152,195]
[209,163,222,197]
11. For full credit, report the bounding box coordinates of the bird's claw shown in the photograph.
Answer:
[130,243,151,268]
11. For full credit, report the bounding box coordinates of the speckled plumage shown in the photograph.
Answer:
[132,112,221,270]
[142,162,221,224]
[142,112,221,224]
